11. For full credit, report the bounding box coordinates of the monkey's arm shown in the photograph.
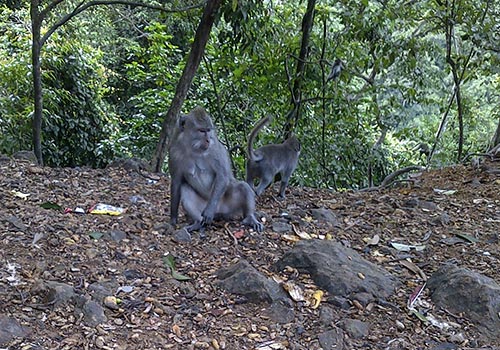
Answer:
[201,170,229,225]
[201,145,231,224]
[169,173,183,225]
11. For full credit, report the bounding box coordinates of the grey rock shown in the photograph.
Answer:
[427,264,500,341]
[31,280,76,307]
[327,296,351,310]
[272,221,292,233]
[318,326,345,350]
[88,280,120,302]
[274,240,400,299]
[428,341,458,350]
[217,260,290,304]
[340,318,369,339]
[0,314,31,346]
[266,300,295,324]
[353,292,374,306]
[12,150,37,163]
[81,299,107,327]
[107,230,127,242]
[319,305,336,326]
[310,208,341,226]
[172,228,192,243]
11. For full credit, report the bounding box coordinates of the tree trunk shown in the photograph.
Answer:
[490,116,500,150]
[30,0,44,166]
[151,0,222,172]
[283,0,315,137]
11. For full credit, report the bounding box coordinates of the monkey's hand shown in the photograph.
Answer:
[201,206,216,225]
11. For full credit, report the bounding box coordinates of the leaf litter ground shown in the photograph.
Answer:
[0,158,499,350]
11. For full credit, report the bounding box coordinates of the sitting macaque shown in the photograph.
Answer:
[168,106,263,232]
[246,116,301,198]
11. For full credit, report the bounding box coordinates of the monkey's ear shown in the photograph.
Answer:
[178,114,187,131]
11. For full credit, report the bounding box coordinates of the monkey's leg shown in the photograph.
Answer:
[180,185,207,232]
[255,174,274,196]
[278,173,291,199]
[238,182,264,232]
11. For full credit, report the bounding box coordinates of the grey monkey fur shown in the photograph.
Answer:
[246,116,301,198]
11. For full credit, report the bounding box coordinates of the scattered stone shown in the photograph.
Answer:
[318,305,336,326]
[5,215,28,231]
[274,240,400,299]
[107,157,151,172]
[107,230,127,242]
[318,327,345,350]
[0,314,31,345]
[123,269,144,280]
[172,228,192,243]
[327,296,351,310]
[217,260,290,304]
[427,264,500,341]
[12,150,37,163]
[81,299,107,327]
[427,341,458,350]
[272,221,292,233]
[30,280,76,307]
[403,198,438,211]
[310,208,341,226]
[340,318,370,339]
[88,280,120,303]
[265,300,295,324]
[352,292,374,307]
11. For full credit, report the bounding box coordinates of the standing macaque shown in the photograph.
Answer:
[168,106,263,233]
[246,116,301,199]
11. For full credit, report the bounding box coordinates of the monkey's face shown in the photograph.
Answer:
[191,127,214,152]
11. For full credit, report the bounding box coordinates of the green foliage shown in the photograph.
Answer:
[41,33,120,167]
[0,7,33,154]
[120,21,184,158]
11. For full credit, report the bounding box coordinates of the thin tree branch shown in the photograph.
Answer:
[40,0,66,20]
[40,0,204,47]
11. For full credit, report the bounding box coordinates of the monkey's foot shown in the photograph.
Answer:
[242,216,264,232]
[186,220,204,232]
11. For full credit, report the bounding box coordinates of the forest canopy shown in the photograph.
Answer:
[0,0,499,189]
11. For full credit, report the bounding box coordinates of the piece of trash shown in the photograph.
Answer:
[10,190,30,200]
[364,234,380,246]
[390,242,426,252]
[64,207,86,214]
[89,203,125,215]
[433,188,457,195]
[117,285,134,294]
[407,283,426,309]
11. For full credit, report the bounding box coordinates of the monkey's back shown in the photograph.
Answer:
[250,143,299,175]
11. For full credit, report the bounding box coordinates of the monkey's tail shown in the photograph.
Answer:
[247,116,271,162]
